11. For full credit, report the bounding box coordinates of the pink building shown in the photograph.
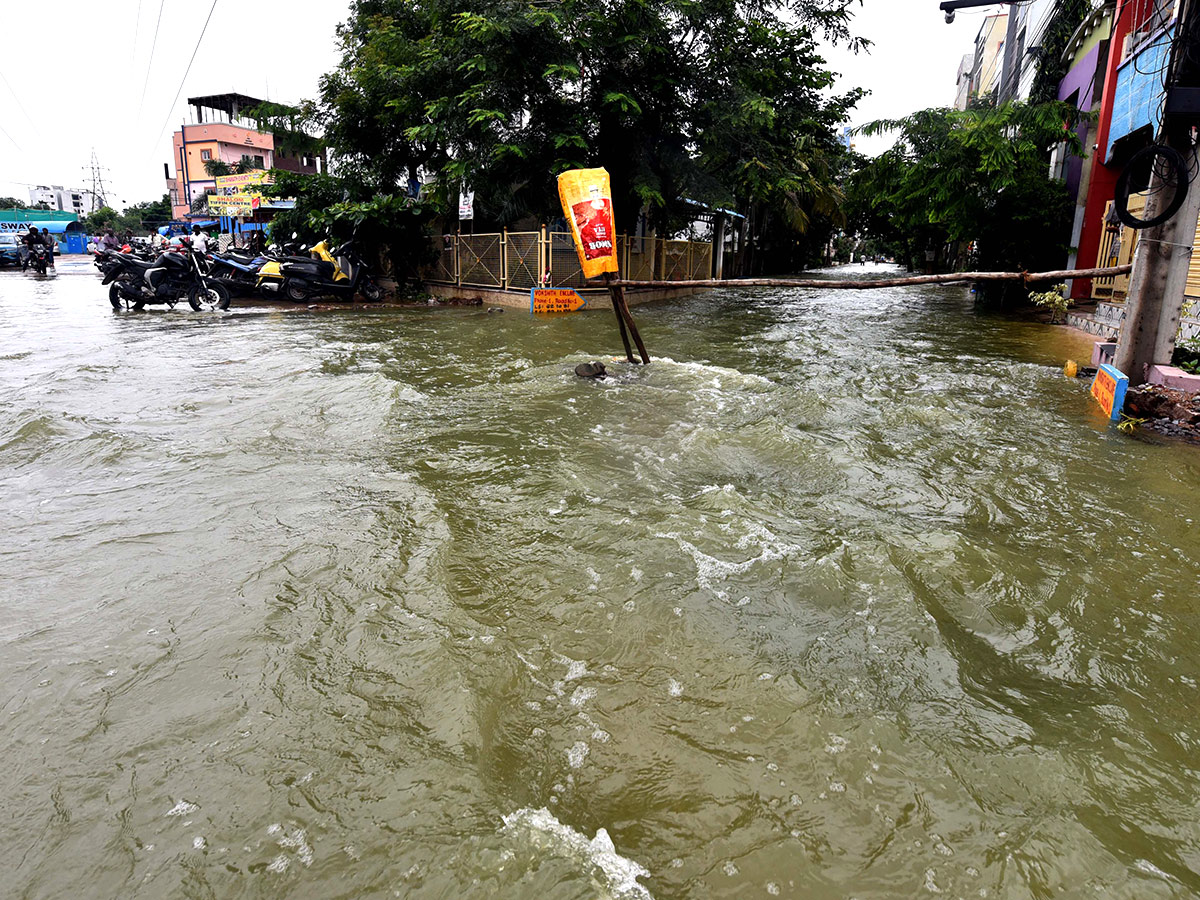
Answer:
[168,93,322,220]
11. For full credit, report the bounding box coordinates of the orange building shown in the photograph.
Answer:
[168,93,322,220]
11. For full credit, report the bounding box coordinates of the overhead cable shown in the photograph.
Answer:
[150,0,220,154]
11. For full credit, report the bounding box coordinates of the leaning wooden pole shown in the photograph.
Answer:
[609,284,637,364]
[612,265,1132,291]
[605,273,650,364]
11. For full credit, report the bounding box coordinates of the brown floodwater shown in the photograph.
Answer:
[1,260,1198,899]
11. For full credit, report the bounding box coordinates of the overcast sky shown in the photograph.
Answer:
[0,0,1007,211]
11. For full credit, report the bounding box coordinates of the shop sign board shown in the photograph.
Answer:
[1090,363,1129,421]
[214,172,273,190]
[530,287,587,314]
[208,195,261,215]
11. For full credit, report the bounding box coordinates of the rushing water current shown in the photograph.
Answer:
[2,260,1199,899]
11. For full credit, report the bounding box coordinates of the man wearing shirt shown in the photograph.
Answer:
[191,226,209,254]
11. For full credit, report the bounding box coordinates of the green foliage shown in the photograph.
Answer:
[1028,283,1071,323]
[203,156,264,178]
[81,206,120,232]
[1117,414,1148,434]
[117,195,174,232]
[1029,0,1092,106]
[83,195,171,233]
[245,100,325,158]
[848,101,1086,287]
[309,0,863,272]
[260,170,434,282]
[0,196,26,209]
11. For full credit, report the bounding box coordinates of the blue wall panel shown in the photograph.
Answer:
[1106,28,1173,161]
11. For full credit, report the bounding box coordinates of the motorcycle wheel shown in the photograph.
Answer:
[361,280,384,302]
[109,281,145,311]
[188,282,231,312]
[284,280,310,302]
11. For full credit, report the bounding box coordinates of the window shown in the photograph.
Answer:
[200,149,212,161]
[253,155,264,169]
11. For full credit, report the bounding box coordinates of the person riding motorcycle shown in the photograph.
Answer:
[98,229,120,252]
[21,226,46,271]
[40,228,56,268]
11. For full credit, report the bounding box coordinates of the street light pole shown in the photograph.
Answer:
[938,1,1023,24]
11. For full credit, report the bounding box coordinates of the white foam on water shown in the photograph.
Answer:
[501,807,653,900]
[165,800,198,817]
[570,686,597,707]
[668,679,683,697]
[563,659,589,682]
[266,854,289,873]
[567,741,590,768]
[655,531,801,592]
[653,356,773,387]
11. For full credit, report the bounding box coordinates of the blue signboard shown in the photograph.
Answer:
[1090,363,1129,422]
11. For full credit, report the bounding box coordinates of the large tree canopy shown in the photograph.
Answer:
[848,100,1086,285]
[312,0,864,241]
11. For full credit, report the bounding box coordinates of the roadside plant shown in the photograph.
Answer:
[1118,414,1148,435]
[1028,283,1071,323]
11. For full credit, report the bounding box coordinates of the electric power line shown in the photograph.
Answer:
[0,69,40,138]
[137,0,166,122]
[0,119,22,152]
[150,0,220,153]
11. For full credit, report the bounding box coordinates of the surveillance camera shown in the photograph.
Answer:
[945,9,955,23]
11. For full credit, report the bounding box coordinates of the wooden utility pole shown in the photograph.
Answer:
[1116,0,1200,384]
[604,273,650,365]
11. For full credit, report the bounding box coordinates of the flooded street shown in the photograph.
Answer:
[3,259,1200,899]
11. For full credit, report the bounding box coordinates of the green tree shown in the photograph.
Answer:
[0,196,26,209]
[117,194,173,233]
[848,100,1086,294]
[82,206,121,232]
[300,0,862,266]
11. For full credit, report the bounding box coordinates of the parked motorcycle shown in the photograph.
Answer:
[207,249,269,295]
[275,240,383,302]
[104,245,230,311]
[253,237,323,298]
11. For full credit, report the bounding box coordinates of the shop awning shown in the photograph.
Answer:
[0,220,82,234]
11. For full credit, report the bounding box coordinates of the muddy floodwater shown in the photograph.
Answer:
[2,260,1199,899]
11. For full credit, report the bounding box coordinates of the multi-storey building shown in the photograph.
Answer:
[954,54,974,110]
[28,185,99,216]
[970,13,1009,100]
[168,93,324,220]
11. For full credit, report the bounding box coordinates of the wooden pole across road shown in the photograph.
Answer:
[612,265,1132,292]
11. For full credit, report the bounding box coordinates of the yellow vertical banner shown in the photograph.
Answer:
[557,168,619,279]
